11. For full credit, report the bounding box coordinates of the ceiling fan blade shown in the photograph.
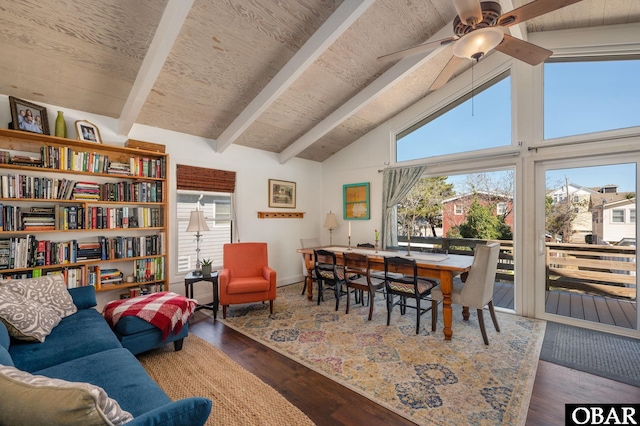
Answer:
[498,0,583,27]
[494,34,552,66]
[377,37,457,63]
[430,55,464,91]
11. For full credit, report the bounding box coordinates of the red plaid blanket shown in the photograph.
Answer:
[102,292,197,340]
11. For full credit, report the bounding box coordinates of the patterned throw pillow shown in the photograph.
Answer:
[1,275,77,318]
[0,365,133,425]
[0,288,61,342]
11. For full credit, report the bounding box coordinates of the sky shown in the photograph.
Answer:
[397,58,640,194]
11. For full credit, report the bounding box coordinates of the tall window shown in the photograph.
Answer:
[544,58,640,139]
[396,72,511,162]
[177,191,231,273]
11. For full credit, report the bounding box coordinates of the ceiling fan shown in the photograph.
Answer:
[378,0,583,90]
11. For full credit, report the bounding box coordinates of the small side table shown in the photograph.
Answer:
[184,271,219,320]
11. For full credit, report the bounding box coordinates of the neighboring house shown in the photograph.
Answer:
[441,192,514,237]
[591,188,636,244]
[547,183,598,243]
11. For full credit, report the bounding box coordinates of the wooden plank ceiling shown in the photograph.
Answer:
[0,0,639,162]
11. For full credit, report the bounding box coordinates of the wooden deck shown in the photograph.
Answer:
[492,282,637,329]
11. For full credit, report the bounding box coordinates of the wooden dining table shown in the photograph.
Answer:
[297,245,474,341]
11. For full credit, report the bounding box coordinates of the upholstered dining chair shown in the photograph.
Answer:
[314,249,347,311]
[384,256,436,334]
[343,252,385,320]
[300,237,321,295]
[219,242,276,319]
[431,242,501,345]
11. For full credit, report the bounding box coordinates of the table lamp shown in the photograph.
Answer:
[323,211,338,245]
[186,207,210,276]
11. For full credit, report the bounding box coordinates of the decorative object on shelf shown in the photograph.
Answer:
[323,211,338,245]
[54,111,66,138]
[8,96,49,135]
[347,221,352,250]
[186,195,210,277]
[201,259,212,277]
[75,120,102,143]
[268,179,296,208]
[343,182,370,220]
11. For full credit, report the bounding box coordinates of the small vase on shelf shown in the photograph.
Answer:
[55,111,67,138]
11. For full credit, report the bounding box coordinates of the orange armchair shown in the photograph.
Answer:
[219,242,276,319]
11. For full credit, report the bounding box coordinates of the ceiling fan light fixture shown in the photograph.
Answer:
[452,26,504,60]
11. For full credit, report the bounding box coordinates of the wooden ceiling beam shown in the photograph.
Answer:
[278,24,455,164]
[118,0,195,136]
[213,0,376,154]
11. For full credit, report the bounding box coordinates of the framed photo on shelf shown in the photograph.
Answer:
[268,179,296,208]
[343,182,370,220]
[75,120,102,143]
[8,96,50,135]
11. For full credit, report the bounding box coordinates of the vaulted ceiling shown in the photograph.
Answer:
[1,0,639,162]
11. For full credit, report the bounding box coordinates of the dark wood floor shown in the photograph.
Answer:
[188,311,640,426]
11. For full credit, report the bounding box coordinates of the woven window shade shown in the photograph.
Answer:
[176,164,236,193]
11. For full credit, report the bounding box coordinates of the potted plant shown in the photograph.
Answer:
[201,258,213,277]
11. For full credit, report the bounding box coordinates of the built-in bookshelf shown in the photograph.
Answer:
[0,128,169,294]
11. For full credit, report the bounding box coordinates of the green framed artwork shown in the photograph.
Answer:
[343,182,370,220]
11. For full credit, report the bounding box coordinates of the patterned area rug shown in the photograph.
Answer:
[219,283,546,426]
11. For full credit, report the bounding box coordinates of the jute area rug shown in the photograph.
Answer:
[137,334,316,426]
[219,282,546,426]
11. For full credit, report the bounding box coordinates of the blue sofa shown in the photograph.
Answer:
[0,286,212,425]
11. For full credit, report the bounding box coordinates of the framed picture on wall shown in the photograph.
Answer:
[343,182,370,220]
[268,179,296,208]
[9,96,50,135]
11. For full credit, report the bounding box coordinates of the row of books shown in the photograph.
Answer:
[87,207,163,229]
[39,146,166,178]
[0,174,77,200]
[0,205,163,231]
[99,181,163,203]
[0,174,164,205]
[0,232,165,269]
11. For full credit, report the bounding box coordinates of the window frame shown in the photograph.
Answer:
[175,189,232,274]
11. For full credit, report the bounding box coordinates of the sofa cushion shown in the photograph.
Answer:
[2,275,77,318]
[10,308,122,373]
[0,287,61,342]
[36,348,173,418]
[0,365,133,426]
[68,285,98,309]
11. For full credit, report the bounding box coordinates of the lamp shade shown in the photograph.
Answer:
[186,210,210,232]
[453,27,504,60]
[323,212,338,229]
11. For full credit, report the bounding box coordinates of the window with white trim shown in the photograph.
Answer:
[611,209,625,223]
[396,72,511,162]
[454,204,463,215]
[177,191,231,273]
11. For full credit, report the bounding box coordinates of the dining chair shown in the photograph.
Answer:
[343,252,384,320]
[430,242,501,345]
[314,249,347,311]
[300,238,321,295]
[384,256,436,334]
